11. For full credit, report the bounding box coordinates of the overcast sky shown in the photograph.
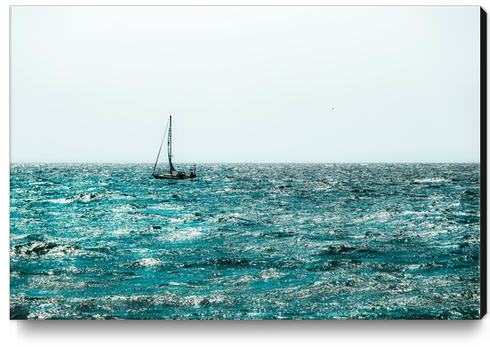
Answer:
[10,6,480,163]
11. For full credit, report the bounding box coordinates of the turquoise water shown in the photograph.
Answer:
[10,163,481,319]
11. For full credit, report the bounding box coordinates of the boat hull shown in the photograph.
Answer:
[152,173,195,180]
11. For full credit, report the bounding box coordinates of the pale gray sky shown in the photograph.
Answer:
[10,6,481,163]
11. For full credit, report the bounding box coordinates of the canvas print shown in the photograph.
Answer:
[10,6,484,320]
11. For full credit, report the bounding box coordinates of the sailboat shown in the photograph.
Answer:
[152,115,197,180]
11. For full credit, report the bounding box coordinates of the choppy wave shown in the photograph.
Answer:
[10,163,481,319]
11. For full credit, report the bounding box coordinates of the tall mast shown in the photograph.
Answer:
[167,115,176,173]
[168,115,172,160]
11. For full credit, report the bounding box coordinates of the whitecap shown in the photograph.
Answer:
[414,178,451,183]
[136,258,162,267]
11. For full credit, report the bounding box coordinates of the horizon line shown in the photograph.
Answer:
[9,161,481,164]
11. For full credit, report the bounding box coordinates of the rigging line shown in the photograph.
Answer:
[153,118,170,174]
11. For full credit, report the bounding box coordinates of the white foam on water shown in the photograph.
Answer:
[160,227,204,242]
[414,178,451,183]
[51,198,72,204]
[136,258,162,267]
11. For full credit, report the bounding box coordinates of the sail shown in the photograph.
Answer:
[168,154,176,173]
[167,115,176,173]
[153,119,169,174]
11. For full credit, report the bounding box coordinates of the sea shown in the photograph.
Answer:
[9,163,481,320]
